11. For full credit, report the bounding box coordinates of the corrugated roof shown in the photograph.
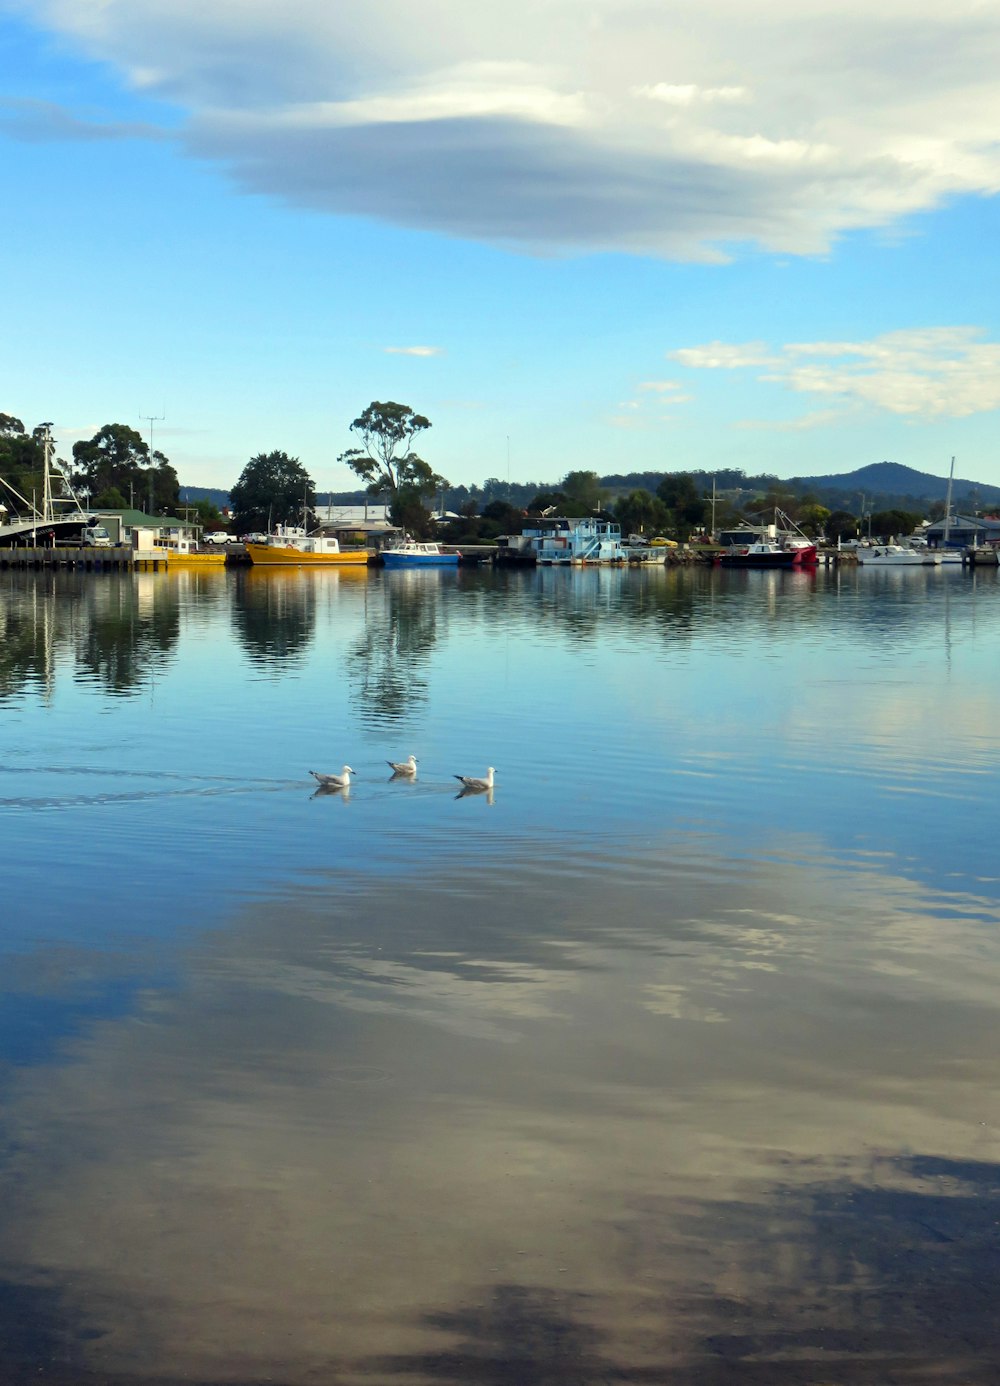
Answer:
[95,508,191,528]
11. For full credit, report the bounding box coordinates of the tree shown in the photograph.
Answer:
[561,470,605,512]
[614,489,669,537]
[656,473,708,539]
[72,424,180,513]
[527,490,569,513]
[338,401,445,498]
[826,509,859,543]
[390,484,436,538]
[230,451,315,534]
[797,503,831,537]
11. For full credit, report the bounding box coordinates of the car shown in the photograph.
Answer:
[205,531,232,545]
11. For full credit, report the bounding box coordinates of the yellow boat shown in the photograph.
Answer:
[245,526,369,567]
[155,539,228,567]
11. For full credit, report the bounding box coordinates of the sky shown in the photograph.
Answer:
[2,0,999,492]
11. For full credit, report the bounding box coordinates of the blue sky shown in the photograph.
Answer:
[2,1,999,491]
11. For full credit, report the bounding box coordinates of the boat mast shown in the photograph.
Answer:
[40,422,54,523]
[943,456,955,549]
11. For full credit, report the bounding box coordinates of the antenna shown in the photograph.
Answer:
[139,408,165,515]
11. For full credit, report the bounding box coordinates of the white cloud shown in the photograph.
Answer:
[632,83,749,107]
[382,345,444,357]
[674,326,1000,420]
[10,1,1000,257]
[672,341,778,370]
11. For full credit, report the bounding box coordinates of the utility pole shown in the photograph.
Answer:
[140,409,165,515]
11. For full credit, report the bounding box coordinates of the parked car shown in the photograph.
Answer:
[205,531,232,545]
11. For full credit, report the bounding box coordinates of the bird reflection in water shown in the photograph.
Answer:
[311,783,351,803]
[455,784,495,805]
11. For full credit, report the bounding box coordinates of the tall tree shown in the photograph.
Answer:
[614,489,669,537]
[72,424,180,512]
[338,401,445,498]
[230,451,314,534]
[561,470,605,512]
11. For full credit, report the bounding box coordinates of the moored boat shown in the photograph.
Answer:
[245,525,369,566]
[382,541,459,568]
[717,540,816,568]
[856,544,938,567]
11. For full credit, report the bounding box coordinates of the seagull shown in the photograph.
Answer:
[309,766,354,790]
[454,766,495,792]
[387,754,418,775]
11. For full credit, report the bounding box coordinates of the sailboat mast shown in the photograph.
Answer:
[41,422,54,523]
[943,456,955,549]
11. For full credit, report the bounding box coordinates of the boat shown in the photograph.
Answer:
[533,518,626,565]
[933,456,965,565]
[245,525,369,567]
[856,544,939,567]
[715,509,818,568]
[157,536,227,567]
[382,541,460,568]
[717,539,817,568]
[0,424,108,548]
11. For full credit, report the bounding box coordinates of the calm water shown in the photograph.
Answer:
[2,562,1000,1384]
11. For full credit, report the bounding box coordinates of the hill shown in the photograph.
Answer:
[788,461,1000,510]
[179,484,230,508]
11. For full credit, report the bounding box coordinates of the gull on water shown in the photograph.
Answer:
[454,767,495,792]
[387,755,418,775]
[309,766,354,789]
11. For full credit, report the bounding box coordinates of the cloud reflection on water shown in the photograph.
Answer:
[2,832,1000,1382]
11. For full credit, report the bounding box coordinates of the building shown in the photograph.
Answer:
[312,503,400,549]
[95,509,198,546]
[923,514,1000,548]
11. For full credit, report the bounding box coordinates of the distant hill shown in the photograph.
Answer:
[788,461,1000,509]
[179,485,230,508]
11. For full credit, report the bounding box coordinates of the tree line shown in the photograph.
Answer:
[1,402,931,542]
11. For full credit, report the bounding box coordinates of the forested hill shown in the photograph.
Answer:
[788,461,1000,509]
[179,484,230,508]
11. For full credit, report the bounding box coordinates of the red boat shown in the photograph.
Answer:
[717,539,818,568]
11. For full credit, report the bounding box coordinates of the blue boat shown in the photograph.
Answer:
[382,541,460,568]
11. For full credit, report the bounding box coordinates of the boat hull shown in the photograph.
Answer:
[718,552,798,568]
[245,543,369,566]
[382,553,459,568]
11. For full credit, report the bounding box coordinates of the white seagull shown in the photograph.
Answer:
[454,766,495,792]
[387,754,418,775]
[309,766,354,790]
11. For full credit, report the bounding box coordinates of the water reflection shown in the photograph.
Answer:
[349,570,443,727]
[1,563,1000,1383]
[232,567,319,667]
[0,572,179,701]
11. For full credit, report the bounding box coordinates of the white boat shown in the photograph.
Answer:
[856,544,939,567]
[382,541,459,568]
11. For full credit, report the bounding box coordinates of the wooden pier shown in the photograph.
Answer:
[0,546,166,572]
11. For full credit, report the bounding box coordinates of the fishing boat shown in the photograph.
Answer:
[717,539,817,568]
[856,544,938,567]
[245,525,369,567]
[157,536,227,567]
[382,541,460,568]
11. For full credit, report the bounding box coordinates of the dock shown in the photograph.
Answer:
[0,546,166,571]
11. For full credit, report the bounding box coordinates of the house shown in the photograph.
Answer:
[923,513,1000,548]
[95,509,199,547]
[312,503,400,550]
